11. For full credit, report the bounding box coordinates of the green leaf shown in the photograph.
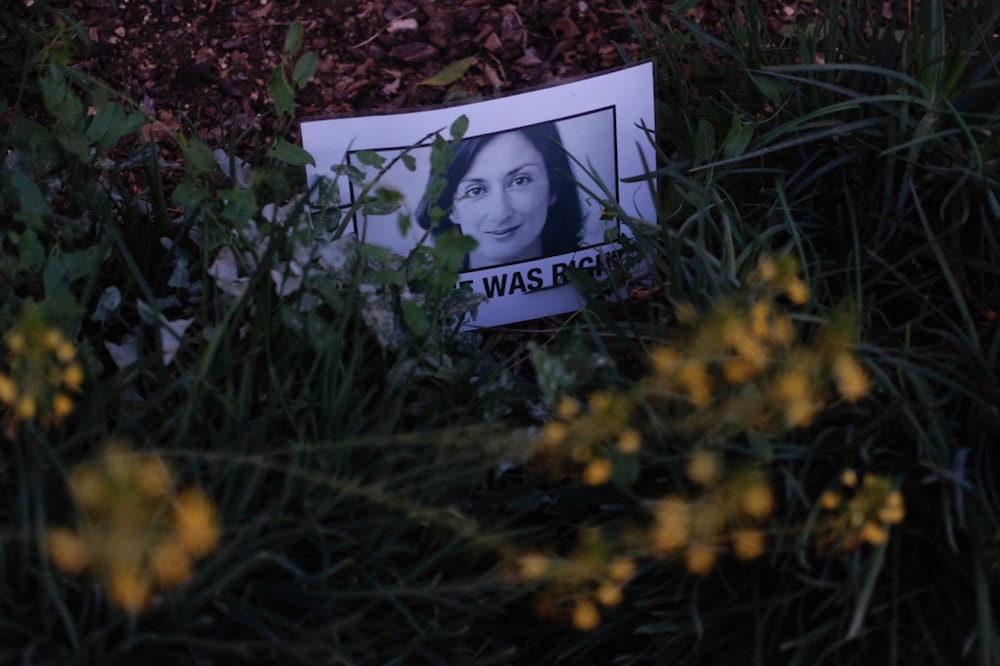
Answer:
[355,150,386,169]
[18,230,45,270]
[284,21,304,56]
[694,118,716,165]
[181,137,217,175]
[419,58,476,87]
[400,299,430,337]
[449,115,469,142]
[7,170,53,226]
[269,68,295,118]
[722,113,755,160]
[267,138,315,166]
[172,178,209,208]
[400,153,417,171]
[292,51,318,87]
[43,245,109,296]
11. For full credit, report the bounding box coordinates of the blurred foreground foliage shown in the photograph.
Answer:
[1,1,998,664]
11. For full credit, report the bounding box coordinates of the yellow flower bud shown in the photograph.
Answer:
[540,421,570,447]
[833,353,869,402]
[582,458,613,486]
[62,363,84,391]
[784,277,809,305]
[136,456,172,498]
[14,396,36,420]
[6,331,26,355]
[518,553,550,581]
[651,496,690,554]
[46,528,92,575]
[606,557,636,582]
[572,599,601,631]
[54,339,77,363]
[150,540,194,588]
[69,466,110,514]
[596,582,624,607]
[732,528,766,560]
[0,374,16,404]
[173,489,220,557]
[841,468,858,488]
[555,397,580,420]
[677,361,711,406]
[819,491,842,511]
[686,450,719,486]
[684,545,717,575]
[741,482,775,518]
[52,394,74,421]
[860,521,888,545]
[108,567,152,614]
[617,429,641,455]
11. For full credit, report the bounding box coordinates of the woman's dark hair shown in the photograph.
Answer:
[415,121,585,262]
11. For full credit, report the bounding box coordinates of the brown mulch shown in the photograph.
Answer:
[64,0,829,148]
[70,0,647,147]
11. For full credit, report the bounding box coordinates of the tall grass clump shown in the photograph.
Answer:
[501,0,999,663]
[2,0,999,664]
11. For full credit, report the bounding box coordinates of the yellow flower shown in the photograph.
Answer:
[832,353,869,402]
[540,421,570,447]
[69,466,111,514]
[684,544,717,575]
[52,393,74,421]
[136,456,172,499]
[150,540,194,588]
[0,374,16,404]
[820,491,842,510]
[173,489,220,557]
[596,582,623,607]
[650,346,679,376]
[606,557,636,582]
[518,553,551,581]
[14,396,36,420]
[62,364,84,391]
[5,331,26,355]
[721,358,756,385]
[731,528,766,560]
[741,482,775,519]
[617,429,641,455]
[686,450,719,486]
[582,458,613,486]
[572,599,601,631]
[860,521,887,545]
[555,397,580,420]
[757,256,778,284]
[749,300,772,339]
[651,495,690,553]
[784,277,809,305]
[841,468,858,487]
[878,490,905,524]
[108,567,152,614]
[46,528,92,575]
[677,361,711,406]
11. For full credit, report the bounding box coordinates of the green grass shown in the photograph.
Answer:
[1,0,998,663]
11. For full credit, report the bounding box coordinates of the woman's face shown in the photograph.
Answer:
[451,131,553,268]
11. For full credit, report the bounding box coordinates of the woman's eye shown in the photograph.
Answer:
[463,185,486,198]
[509,175,531,188]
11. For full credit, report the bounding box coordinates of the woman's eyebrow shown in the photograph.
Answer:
[459,162,542,184]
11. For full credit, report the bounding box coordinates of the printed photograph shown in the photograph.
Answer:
[301,62,655,326]
[347,109,617,271]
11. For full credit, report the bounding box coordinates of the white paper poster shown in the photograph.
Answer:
[301,61,655,328]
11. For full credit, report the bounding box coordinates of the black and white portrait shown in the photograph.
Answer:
[302,63,655,327]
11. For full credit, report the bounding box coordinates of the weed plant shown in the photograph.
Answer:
[0,1,998,665]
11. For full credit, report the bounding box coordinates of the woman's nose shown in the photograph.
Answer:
[486,191,512,222]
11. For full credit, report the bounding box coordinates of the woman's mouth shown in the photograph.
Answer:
[484,225,520,239]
